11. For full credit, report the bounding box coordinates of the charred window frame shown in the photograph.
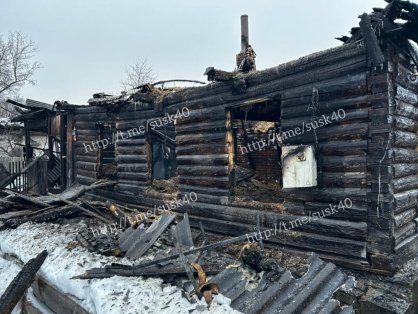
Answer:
[227,96,282,197]
[147,120,176,180]
[96,122,116,180]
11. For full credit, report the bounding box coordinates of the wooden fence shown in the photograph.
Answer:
[0,157,26,191]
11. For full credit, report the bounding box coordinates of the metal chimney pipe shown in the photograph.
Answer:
[241,15,249,51]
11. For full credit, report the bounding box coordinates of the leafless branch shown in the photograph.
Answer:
[121,59,157,91]
[0,32,41,96]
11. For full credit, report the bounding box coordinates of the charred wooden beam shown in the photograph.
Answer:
[0,250,48,314]
[359,13,385,66]
[204,67,236,82]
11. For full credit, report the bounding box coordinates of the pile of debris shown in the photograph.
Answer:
[0,181,117,231]
[0,181,355,312]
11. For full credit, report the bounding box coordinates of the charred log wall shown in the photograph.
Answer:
[114,107,156,195]
[73,106,110,185]
[161,44,376,269]
[387,45,418,264]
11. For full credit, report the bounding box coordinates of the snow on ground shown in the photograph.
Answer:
[0,222,241,314]
[0,256,23,314]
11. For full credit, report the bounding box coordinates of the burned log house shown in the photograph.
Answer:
[15,3,418,275]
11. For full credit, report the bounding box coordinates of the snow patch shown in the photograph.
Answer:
[0,222,241,314]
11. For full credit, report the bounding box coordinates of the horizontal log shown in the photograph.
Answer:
[117,172,148,181]
[179,184,231,196]
[304,201,367,221]
[393,116,418,133]
[393,164,418,179]
[77,175,97,185]
[178,176,230,189]
[322,172,367,188]
[281,107,369,129]
[74,106,108,114]
[74,112,111,121]
[317,122,369,141]
[115,184,142,195]
[229,199,285,212]
[395,208,416,229]
[281,94,373,119]
[176,132,226,145]
[393,148,418,163]
[176,119,226,135]
[394,190,418,214]
[180,201,367,241]
[176,144,229,156]
[177,165,229,177]
[116,146,146,155]
[319,140,367,156]
[393,130,418,148]
[395,85,418,105]
[177,155,229,166]
[322,156,367,172]
[75,154,98,163]
[282,72,367,103]
[283,188,368,202]
[393,175,418,193]
[115,139,146,146]
[75,129,97,136]
[188,215,366,258]
[175,108,227,126]
[115,119,149,130]
[115,155,147,164]
[75,121,100,129]
[75,161,98,172]
[394,221,416,247]
[76,169,98,179]
[394,100,418,120]
[74,146,98,156]
[116,163,148,173]
[116,109,159,120]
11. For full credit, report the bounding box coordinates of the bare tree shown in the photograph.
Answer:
[0,32,40,96]
[121,59,157,91]
[0,32,39,157]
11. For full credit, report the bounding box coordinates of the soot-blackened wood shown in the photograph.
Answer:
[281,94,372,119]
[319,140,368,156]
[394,222,416,246]
[179,184,231,196]
[322,156,367,172]
[393,175,418,193]
[393,130,418,147]
[393,116,418,132]
[177,166,229,177]
[359,13,385,66]
[394,100,418,120]
[281,107,369,129]
[188,215,366,258]
[394,208,416,229]
[115,155,147,164]
[177,202,367,241]
[0,250,48,314]
[322,172,367,188]
[178,176,230,189]
[393,148,418,163]
[176,133,226,145]
[394,190,418,213]
[393,163,418,179]
[177,155,229,166]
[176,144,229,156]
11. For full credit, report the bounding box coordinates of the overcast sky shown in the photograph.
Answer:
[1,0,388,105]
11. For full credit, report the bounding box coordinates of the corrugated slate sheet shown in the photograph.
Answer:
[209,254,354,314]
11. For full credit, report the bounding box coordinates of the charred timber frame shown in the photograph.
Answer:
[70,39,418,274]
